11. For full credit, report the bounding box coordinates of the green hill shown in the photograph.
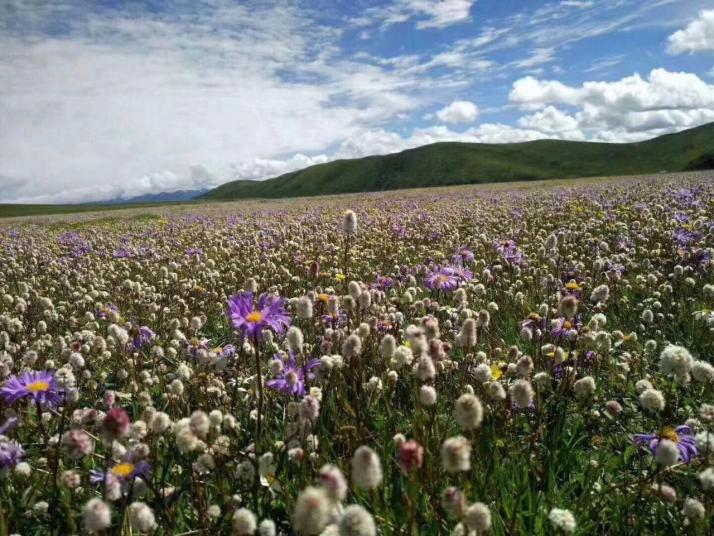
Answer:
[202,122,714,200]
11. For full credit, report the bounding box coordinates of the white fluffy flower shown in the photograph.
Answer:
[573,376,596,399]
[454,393,484,430]
[351,446,382,490]
[293,486,329,535]
[441,436,471,473]
[232,508,257,535]
[338,504,376,536]
[659,344,693,380]
[82,498,111,533]
[464,502,491,532]
[548,508,576,534]
[682,497,705,521]
[128,502,156,532]
[639,388,665,413]
[654,439,679,466]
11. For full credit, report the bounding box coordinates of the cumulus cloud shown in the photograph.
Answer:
[435,100,480,123]
[509,68,714,140]
[667,10,714,55]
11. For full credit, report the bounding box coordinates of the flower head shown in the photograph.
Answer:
[227,291,291,339]
[0,370,63,407]
[266,354,320,397]
[634,425,699,464]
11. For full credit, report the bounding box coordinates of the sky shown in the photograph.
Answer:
[1,0,714,204]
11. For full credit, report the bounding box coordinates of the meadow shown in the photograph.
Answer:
[1,173,713,535]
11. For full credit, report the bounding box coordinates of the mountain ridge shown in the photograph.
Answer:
[201,122,714,200]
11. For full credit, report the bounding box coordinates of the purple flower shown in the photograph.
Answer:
[425,266,460,292]
[97,304,119,320]
[495,240,525,265]
[0,435,24,469]
[90,455,151,490]
[113,248,133,259]
[452,246,475,265]
[0,370,63,407]
[550,316,581,340]
[673,228,702,248]
[227,291,291,339]
[634,425,699,464]
[266,354,320,397]
[131,325,155,349]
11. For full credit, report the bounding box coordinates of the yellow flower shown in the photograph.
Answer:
[335,274,346,282]
[491,362,504,380]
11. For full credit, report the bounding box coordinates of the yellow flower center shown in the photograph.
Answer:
[111,462,135,478]
[563,321,572,329]
[27,381,50,393]
[659,426,679,443]
[566,281,579,290]
[246,311,263,323]
[437,274,449,283]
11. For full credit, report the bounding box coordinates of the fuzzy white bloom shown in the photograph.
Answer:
[682,497,705,521]
[419,385,437,406]
[487,381,506,401]
[258,519,276,536]
[589,284,610,303]
[297,296,314,320]
[654,439,679,466]
[659,344,694,380]
[573,376,596,399]
[293,486,330,535]
[342,334,362,361]
[695,431,714,453]
[393,345,413,368]
[473,363,492,384]
[548,508,576,534]
[441,436,471,473]
[342,210,358,234]
[82,498,112,533]
[464,502,491,532]
[639,388,665,413]
[691,360,714,383]
[128,502,156,532]
[232,508,257,535]
[286,326,304,353]
[454,393,484,430]
[509,380,534,409]
[351,446,382,490]
[698,467,714,490]
[379,335,396,359]
[415,355,436,381]
[338,504,375,536]
[635,379,653,393]
[319,464,347,502]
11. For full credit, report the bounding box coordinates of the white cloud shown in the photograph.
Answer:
[512,47,556,69]
[0,1,459,203]
[518,106,585,140]
[509,68,714,140]
[667,10,714,54]
[362,0,476,31]
[435,100,479,123]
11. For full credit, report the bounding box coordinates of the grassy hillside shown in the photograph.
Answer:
[202,122,714,200]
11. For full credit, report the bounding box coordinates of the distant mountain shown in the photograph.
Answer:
[89,189,207,205]
[202,122,714,200]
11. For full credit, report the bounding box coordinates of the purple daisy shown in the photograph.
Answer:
[452,246,475,266]
[0,435,24,469]
[227,291,291,339]
[634,425,699,464]
[0,370,63,407]
[425,266,460,292]
[130,325,155,350]
[495,240,525,265]
[266,354,320,397]
[90,455,151,490]
[97,304,119,320]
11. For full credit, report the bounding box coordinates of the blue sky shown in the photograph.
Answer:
[1,0,713,203]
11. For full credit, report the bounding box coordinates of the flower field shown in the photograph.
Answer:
[1,174,713,535]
